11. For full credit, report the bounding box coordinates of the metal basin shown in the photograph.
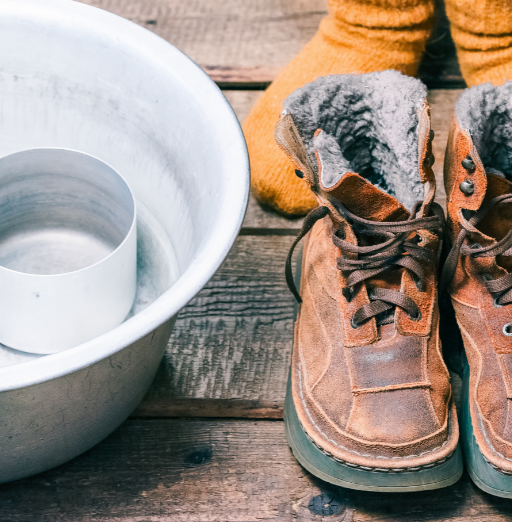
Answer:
[0,0,249,482]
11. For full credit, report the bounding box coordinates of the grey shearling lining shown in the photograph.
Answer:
[456,82,512,180]
[282,70,427,210]
[313,131,353,187]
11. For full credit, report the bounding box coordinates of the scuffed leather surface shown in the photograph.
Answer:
[291,217,458,469]
[454,300,512,471]
[446,115,512,472]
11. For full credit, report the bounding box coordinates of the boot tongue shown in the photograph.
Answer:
[323,172,410,223]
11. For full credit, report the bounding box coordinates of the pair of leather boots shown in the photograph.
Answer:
[275,70,512,497]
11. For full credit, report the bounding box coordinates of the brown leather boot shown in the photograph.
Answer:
[275,71,461,491]
[442,82,512,498]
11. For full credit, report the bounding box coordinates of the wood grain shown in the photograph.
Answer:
[0,419,509,522]
[134,235,297,417]
[77,0,463,88]
[77,0,326,87]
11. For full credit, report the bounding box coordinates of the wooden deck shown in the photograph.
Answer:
[3,1,511,520]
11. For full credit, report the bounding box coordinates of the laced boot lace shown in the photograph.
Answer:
[285,201,445,327]
[441,193,512,306]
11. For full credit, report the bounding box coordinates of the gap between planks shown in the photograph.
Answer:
[77,0,464,89]
[0,418,506,522]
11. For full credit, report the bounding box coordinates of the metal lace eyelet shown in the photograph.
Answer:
[503,323,512,336]
[460,179,475,195]
[294,169,304,179]
[462,156,476,170]
[424,154,435,168]
[335,228,346,240]
[409,310,422,322]
[429,129,435,141]
[350,316,361,329]
[493,296,503,308]
[414,278,425,293]
[342,287,354,303]
[470,243,482,250]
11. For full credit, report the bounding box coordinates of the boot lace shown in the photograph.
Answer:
[285,201,445,327]
[441,193,512,306]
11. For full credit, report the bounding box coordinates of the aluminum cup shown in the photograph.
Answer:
[0,148,137,353]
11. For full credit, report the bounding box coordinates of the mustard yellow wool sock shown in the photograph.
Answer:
[445,0,512,87]
[243,0,435,216]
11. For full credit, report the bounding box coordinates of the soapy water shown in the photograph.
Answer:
[0,200,180,367]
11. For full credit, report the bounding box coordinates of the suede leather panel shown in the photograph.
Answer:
[453,301,508,433]
[426,308,452,426]
[450,229,504,307]
[456,304,512,471]
[284,96,458,467]
[452,301,512,468]
[479,173,512,272]
[292,349,458,466]
[446,143,506,306]
[290,211,457,467]
[444,118,482,306]
[311,340,353,430]
[305,218,340,302]
[347,388,440,444]
[299,270,333,388]
[396,231,438,336]
[479,287,512,354]
[499,354,512,400]
[307,216,378,346]
[456,245,512,353]
[417,103,436,208]
[347,334,425,390]
[445,117,487,216]
[450,257,478,307]
[321,217,379,347]
[274,113,317,189]
[504,402,512,443]
[322,172,410,223]
[445,108,512,471]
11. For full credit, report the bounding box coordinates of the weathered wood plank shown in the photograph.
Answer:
[78,0,326,88]
[0,418,509,522]
[134,234,297,417]
[77,0,463,88]
[133,397,283,418]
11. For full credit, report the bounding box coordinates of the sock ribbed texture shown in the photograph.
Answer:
[243,0,435,216]
[445,0,512,87]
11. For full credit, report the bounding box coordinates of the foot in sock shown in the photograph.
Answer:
[243,0,435,216]
[445,0,512,87]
